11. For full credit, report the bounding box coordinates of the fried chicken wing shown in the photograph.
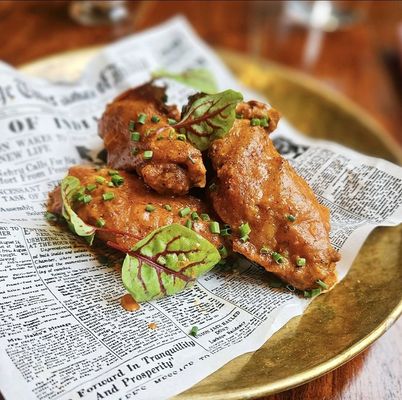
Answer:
[208,101,339,290]
[48,166,223,251]
[99,83,206,195]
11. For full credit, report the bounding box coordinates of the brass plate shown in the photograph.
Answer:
[20,48,402,399]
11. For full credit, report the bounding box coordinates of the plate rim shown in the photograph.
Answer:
[17,47,402,399]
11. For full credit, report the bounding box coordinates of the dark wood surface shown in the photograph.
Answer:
[0,1,401,399]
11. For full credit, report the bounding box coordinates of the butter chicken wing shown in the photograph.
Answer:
[99,84,206,195]
[208,101,340,291]
[48,166,224,251]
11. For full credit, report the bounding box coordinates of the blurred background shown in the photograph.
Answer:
[0,0,401,146]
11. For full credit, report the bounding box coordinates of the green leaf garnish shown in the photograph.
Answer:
[61,176,96,245]
[175,90,243,151]
[121,224,221,302]
[152,68,218,94]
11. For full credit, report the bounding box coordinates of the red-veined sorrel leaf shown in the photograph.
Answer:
[152,68,218,94]
[122,223,221,302]
[175,89,243,151]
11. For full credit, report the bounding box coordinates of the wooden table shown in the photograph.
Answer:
[0,1,401,399]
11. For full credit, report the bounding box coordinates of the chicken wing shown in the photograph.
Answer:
[48,166,223,252]
[99,83,206,195]
[208,101,340,290]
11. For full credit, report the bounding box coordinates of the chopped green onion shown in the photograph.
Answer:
[251,118,260,126]
[82,194,92,204]
[163,204,172,211]
[137,113,147,124]
[287,214,296,222]
[209,182,217,192]
[102,192,115,201]
[168,118,177,125]
[260,246,270,255]
[108,170,119,176]
[132,147,139,155]
[157,135,164,141]
[201,213,210,221]
[86,184,97,192]
[145,128,155,136]
[218,245,228,258]
[185,219,192,229]
[44,211,57,221]
[272,252,284,264]
[316,279,328,290]
[177,134,186,141]
[131,132,140,142]
[209,221,220,234]
[260,117,269,127]
[145,204,156,212]
[235,113,242,119]
[168,130,175,139]
[96,176,106,184]
[128,120,135,131]
[111,175,124,186]
[188,155,195,164]
[96,218,106,228]
[179,207,191,217]
[296,257,306,267]
[143,150,153,160]
[220,228,231,237]
[108,182,114,187]
[304,288,321,298]
[239,222,251,237]
[240,235,249,242]
[151,115,160,123]
[189,326,198,337]
[191,212,199,221]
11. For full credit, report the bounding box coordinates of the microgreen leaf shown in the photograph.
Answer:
[61,176,96,245]
[122,224,221,302]
[152,68,218,94]
[175,90,243,151]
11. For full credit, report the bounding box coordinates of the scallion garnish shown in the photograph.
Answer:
[260,246,270,255]
[111,175,124,186]
[44,211,57,222]
[189,326,198,337]
[220,228,231,237]
[177,134,186,141]
[168,118,177,125]
[102,192,115,201]
[143,150,153,160]
[251,118,260,126]
[132,147,139,155]
[185,219,192,229]
[95,176,106,184]
[296,257,306,267]
[260,117,269,127]
[235,113,242,119]
[218,245,228,258]
[239,222,251,237]
[137,113,147,124]
[304,288,321,298]
[131,132,140,142]
[287,214,296,222]
[128,120,135,131]
[201,213,210,221]
[145,204,156,212]
[163,204,172,211]
[96,218,106,228]
[179,207,191,217]
[108,182,114,187]
[86,184,97,192]
[272,252,284,264]
[108,170,119,176]
[151,115,160,123]
[316,279,328,290]
[191,212,199,221]
[82,194,92,204]
[209,221,220,234]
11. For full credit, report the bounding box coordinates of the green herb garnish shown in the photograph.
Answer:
[137,113,147,124]
[163,204,172,211]
[145,204,156,212]
[189,325,199,337]
[287,214,296,222]
[111,175,124,187]
[296,257,306,267]
[96,218,106,228]
[143,150,153,160]
[272,252,284,264]
[102,192,115,201]
[209,221,220,234]
[151,115,160,123]
[86,184,97,192]
[179,207,191,217]
[316,279,328,290]
[131,132,141,142]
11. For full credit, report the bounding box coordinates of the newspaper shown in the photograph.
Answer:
[0,17,401,400]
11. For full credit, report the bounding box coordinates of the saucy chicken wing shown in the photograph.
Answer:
[208,101,340,291]
[48,166,224,252]
[99,83,206,195]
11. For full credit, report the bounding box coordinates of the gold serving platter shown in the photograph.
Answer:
[20,48,402,400]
